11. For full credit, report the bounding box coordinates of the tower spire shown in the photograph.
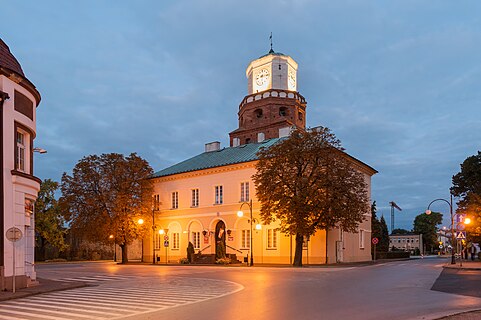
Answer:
[269,32,274,53]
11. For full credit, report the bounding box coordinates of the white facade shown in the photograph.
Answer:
[1,39,41,290]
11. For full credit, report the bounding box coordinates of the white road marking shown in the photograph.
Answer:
[0,277,244,320]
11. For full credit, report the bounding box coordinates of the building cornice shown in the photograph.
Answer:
[0,68,41,106]
[11,170,42,185]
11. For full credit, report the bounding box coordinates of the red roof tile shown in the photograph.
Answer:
[0,39,25,77]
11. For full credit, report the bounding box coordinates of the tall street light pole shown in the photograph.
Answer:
[152,205,159,265]
[237,199,260,267]
[426,195,455,265]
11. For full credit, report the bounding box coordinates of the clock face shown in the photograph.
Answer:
[288,71,296,89]
[256,68,270,86]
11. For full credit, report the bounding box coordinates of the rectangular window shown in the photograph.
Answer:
[153,194,160,211]
[241,229,250,249]
[240,182,250,202]
[171,191,178,209]
[215,185,223,204]
[155,233,162,250]
[16,131,25,172]
[191,189,199,207]
[192,231,201,249]
[359,230,365,249]
[303,235,309,249]
[267,229,277,249]
[172,233,180,250]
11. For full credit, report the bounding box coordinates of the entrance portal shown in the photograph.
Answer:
[215,221,226,260]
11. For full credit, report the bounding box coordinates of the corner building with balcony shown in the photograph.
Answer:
[0,39,41,289]
[146,49,376,264]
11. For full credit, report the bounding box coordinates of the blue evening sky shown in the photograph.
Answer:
[2,1,480,230]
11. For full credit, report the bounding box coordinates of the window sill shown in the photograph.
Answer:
[266,248,277,251]
[213,203,223,206]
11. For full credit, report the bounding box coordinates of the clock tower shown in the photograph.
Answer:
[229,49,307,146]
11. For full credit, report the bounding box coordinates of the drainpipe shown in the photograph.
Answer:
[0,90,9,290]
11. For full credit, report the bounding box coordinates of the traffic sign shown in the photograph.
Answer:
[439,244,443,249]
[455,214,466,224]
[6,227,22,242]
[164,235,169,241]
[372,237,379,245]
[164,240,169,247]
[457,223,465,231]
[455,231,466,240]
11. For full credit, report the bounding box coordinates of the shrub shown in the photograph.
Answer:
[215,258,231,265]
[179,258,190,264]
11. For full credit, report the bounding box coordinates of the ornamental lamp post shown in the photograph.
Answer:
[426,196,455,264]
[237,199,261,266]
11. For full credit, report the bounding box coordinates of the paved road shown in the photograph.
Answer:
[10,258,481,320]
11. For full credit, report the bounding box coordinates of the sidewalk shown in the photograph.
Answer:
[0,278,87,302]
[436,258,481,319]
[443,259,481,270]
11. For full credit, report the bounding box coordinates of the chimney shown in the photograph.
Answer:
[205,141,221,152]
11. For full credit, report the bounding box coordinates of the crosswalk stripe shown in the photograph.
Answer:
[45,292,171,306]
[27,296,144,312]
[0,305,100,320]
[0,276,244,320]
[4,300,126,317]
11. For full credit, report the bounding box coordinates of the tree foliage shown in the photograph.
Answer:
[413,211,442,253]
[379,215,390,252]
[371,201,389,256]
[253,127,369,266]
[391,228,410,235]
[452,151,481,243]
[60,153,153,263]
[35,179,68,260]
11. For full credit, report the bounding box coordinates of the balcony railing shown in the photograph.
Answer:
[239,89,306,110]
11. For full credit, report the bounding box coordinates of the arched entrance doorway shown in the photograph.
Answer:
[215,220,226,260]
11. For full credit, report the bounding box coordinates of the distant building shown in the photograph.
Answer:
[0,39,42,290]
[144,48,377,265]
[389,233,423,254]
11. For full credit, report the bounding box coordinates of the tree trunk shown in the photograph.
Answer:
[293,233,304,267]
[120,244,128,264]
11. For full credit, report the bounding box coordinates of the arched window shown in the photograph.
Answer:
[255,109,263,118]
[279,107,288,117]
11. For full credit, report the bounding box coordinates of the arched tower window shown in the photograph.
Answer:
[254,109,263,118]
[279,107,288,117]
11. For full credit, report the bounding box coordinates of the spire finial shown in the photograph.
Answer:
[269,32,274,53]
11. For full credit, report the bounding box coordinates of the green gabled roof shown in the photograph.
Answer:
[152,138,282,178]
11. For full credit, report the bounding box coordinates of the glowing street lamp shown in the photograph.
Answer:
[137,218,144,225]
[238,199,261,266]
[464,217,471,225]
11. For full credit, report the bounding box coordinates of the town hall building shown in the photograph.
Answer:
[145,48,376,265]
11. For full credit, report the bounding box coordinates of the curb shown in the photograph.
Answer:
[0,279,89,302]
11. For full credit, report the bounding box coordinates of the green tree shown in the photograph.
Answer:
[452,152,481,243]
[35,179,68,260]
[391,228,410,235]
[413,211,442,253]
[371,201,382,257]
[379,215,390,252]
[253,127,369,267]
[60,153,153,263]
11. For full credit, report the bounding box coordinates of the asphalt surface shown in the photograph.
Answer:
[1,258,481,319]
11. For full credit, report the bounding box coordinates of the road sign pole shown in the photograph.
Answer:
[12,242,15,293]
[374,243,377,261]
